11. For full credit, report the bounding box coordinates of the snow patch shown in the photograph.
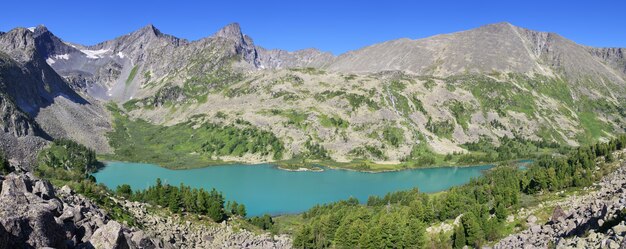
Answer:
[46,58,55,65]
[27,27,36,32]
[54,54,70,60]
[81,48,110,59]
[117,52,125,59]
[63,42,78,48]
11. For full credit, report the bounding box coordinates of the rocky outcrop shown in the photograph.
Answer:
[0,28,112,165]
[0,172,293,248]
[120,200,292,248]
[495,157,626,248]
[0,173,157,249]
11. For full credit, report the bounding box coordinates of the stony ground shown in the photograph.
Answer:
[494,151,626,249]
[0,172,292,249]
[117,199,292,249]
[0,172,157,248]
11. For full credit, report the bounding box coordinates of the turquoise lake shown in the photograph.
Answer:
[94,162,493,217]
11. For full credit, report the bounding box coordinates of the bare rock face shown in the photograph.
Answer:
[0,173,157,249]
[0,173,66,248]
[0,27,112,168]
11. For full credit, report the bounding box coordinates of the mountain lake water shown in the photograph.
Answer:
[94,162,494,216]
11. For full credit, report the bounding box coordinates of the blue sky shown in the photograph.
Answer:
[3,0,625,54]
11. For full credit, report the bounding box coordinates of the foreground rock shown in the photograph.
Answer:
[0,172,292,248]
[494,157,626,248]
[0,172,158,248]
[119,200,292,248]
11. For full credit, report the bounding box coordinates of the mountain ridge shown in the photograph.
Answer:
[0,21,624,168]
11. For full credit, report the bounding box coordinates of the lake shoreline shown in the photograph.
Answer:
[93,162,496,216]
[99,157,532,174]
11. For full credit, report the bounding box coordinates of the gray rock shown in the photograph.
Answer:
[613,225,626,236]
[33,179,56,200]
[89,221,130,249]
[610,240,620,249]
[60,185,73,195]
[131,230,156,249]
[0,174,67,248]
[527,215,538,224]
[551,206,567,224]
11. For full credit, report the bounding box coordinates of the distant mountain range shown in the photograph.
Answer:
[0,22,624,169]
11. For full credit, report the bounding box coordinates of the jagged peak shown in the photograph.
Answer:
[134,24,161,37]
[213,23,244,41]
[7,27,35,36]
[33,24,48,33]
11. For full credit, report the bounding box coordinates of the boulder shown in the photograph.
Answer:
[527,215,538,224]
[0,174,67,248]
[131,230,156,249]
[612,225,626,236]
[60,185,73,195]
[88,221,130,249]
[33,180,55,200]
[550,206,567,224]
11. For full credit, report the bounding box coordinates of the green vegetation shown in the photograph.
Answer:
[404,142,438,166]
[116,179,239,222]
[319,114,349,129]
[182,67,244,102]
[447,100,472,130]
[459,137,563,164]
[411,96,427,114]
[293,197,427,249]
[420,76,437,90]
[385,80,424,117]
[290,67,326,75]
[349,146,387,161]
[426,117,455,138]
[511,74,574,105]
[578,111,612,141]
[304,139,331,160]
[454,74,537,117]
[122,98,142,111]
[382,126,405,147]
[263,109,310,129]
[36,139,100,181]
[287,135,626,248]
[124,66,244,110]
[0,152,12,174]
[249,214,275,230]
[125,66,139,86]
[106,105,284,168]
[314,90,379,111]
[34,139,137,226]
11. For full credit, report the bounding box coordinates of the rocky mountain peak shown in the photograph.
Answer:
[213,22,244,41]
[121,24,187,47]
[0,28,37,63]
[480,21,514,29]
[32,25,49,34]
[135,23,161,37]
[30,25,78,58]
